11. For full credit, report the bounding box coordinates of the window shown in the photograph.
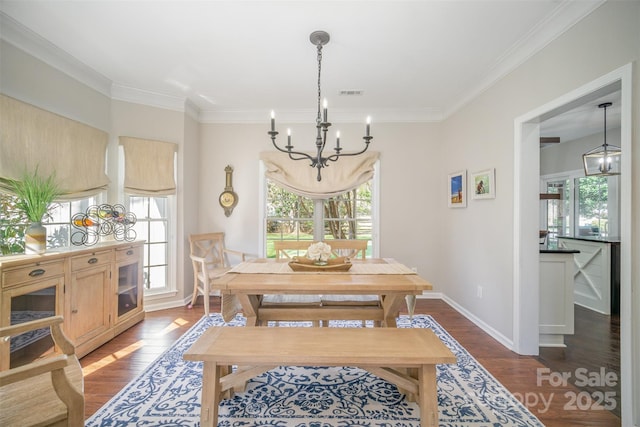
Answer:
[129,196,170,293]
[541,170,619,245]
[265,180,374,258]
[0,194,102,255]
[576,176,610,237]
[543,179,571,242]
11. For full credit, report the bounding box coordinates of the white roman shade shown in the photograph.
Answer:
[119,136,178,196]
[0,94,110,199]
[260,151,379,199]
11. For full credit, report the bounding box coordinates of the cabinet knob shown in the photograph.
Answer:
[29,268,45,277]
[71,309,78,314]
[126,250,134,256]
[88,257,98,264]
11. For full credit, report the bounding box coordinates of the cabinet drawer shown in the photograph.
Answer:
[71,250,113,271]
[2,259,65,288]
[116,246,142,263]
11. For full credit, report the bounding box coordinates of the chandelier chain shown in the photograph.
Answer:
[268,30,373,182]
[316,44,323,125]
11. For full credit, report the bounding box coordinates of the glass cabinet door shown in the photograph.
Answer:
[117,261,139,318]
[2,278,63,369]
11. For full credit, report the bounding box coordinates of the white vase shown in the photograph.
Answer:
[25,222,46,254]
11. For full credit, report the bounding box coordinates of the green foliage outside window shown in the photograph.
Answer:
[0,193,27,255]
[266,181,373,258]
[577,176,609,234]
[578,176,608,221]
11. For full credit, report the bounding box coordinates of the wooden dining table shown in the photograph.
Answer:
[212,258,432,327]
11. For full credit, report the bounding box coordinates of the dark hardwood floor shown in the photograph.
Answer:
[80,298,621,426]
[538,304,621,418]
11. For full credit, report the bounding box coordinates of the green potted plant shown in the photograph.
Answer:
[5,169,61,254]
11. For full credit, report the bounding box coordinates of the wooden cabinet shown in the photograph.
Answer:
[0,241,145,366]
[557,237,620,315]
[0,259,65,370]
[67,249,113,356]
[113,245,144,333]
[539,252,575,347]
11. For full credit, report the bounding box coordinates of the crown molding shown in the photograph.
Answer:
[0,12,112,97]
[199,107,444,124]
[2,1,605,124]
[443,0,606,119]
[110,83,188,113]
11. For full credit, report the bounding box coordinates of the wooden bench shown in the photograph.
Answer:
[184,326,457,427]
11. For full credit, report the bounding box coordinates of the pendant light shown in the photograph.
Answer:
[582,102,621,176]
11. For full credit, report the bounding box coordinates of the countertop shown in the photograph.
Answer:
[540,240,579,253]
[540,247,580,254]
[557,235,621,244]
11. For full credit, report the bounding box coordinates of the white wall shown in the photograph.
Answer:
[438,0,639,343]
[0,40,111,132]
[198,121,443,278]
[438,2,639,423]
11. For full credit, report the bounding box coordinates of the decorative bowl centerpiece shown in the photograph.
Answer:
[288,242,352,272]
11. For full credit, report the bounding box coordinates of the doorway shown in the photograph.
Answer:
[513,63,634,425]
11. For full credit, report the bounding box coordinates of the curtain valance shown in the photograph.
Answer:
[260,151,379,199]
[119,136,177,196]
[0,94,110,200]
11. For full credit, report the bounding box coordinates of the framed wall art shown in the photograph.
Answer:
[471,168,496,199]
[447,170,467,208]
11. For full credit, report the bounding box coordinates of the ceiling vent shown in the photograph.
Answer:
[339,90,364,96]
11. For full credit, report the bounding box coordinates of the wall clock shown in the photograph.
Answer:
[219,165,238,217]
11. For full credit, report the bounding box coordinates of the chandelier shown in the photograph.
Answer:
[582,102,621,176]
[268,30,373,182]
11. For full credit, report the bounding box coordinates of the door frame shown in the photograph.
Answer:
[513,63,634,424]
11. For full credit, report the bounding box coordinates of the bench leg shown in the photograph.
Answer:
[200,362,222,427]
[418,364,438,427]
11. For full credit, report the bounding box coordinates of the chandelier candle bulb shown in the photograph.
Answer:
[287,129,292,148]
[270,110,275,131]
[268,30,372,182]
[366,116,371,137]
[336,131,340,149]
[323,98,328,123]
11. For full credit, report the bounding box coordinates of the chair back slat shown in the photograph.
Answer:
[189,232,227,269]
[273,240,368,260]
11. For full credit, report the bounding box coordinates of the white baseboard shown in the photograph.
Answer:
[440,294,515,351]
[417,291,444,299]
[144,296,192,312]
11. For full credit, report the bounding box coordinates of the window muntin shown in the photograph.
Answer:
[1,194,101,255]
[265,180,373,258]
[542,171,618,245]
[129,196,169,292]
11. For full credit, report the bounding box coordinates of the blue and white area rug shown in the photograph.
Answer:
[86,315,542,426]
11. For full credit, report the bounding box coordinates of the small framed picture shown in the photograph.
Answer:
[448,170,467,208]
[471,168,496,199]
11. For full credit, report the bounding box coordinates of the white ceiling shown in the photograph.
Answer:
[1,0,607,135]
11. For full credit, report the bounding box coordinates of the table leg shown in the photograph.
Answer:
[236,294,260,326]
[381,294,405,327]
[200,361,222,427]
[418,364,438,427]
